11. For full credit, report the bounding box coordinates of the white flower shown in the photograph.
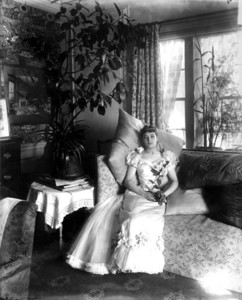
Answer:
[135,146,144,154]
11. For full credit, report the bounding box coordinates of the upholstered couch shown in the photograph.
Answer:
[96,150,242,294]
[0,198,37,300]
[95,108,242,294]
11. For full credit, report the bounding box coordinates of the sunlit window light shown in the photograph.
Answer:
[199,271,236,297]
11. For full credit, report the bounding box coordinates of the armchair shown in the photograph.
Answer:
[0,198,37,300]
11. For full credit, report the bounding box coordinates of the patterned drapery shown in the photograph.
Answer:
[131,25,183,130]
[131,24,163,128]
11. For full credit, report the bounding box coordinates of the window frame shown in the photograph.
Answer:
[159,8,241,149]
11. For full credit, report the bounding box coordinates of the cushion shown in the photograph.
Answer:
[96,155,125,204]
[107,110,144,184]
[108,109,184,185]
[178,152,242,189]
[163,214,242,293]
[165,187,209,215]
[203,184,242,229]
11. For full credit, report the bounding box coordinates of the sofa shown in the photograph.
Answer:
[95,108,242,294]
[0,198,37,300]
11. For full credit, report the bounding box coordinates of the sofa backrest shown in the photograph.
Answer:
[178,149,242,189]
[96,155,124,204]
[177,149,242,230]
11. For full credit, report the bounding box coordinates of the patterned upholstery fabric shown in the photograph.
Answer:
[163,214,242,293]
[0,201,37,300]
[96,155,125,203]
[178,151,242,189]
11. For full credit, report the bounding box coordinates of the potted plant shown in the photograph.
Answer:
[193,38,242,150]
[13,1,146,178]
[41,111,88,179]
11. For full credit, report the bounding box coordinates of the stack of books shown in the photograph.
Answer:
[37,174,93,191]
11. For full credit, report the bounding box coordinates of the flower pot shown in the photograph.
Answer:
[54,154,85,179]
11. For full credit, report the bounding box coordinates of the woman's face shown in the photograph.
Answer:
[142,132,158,149]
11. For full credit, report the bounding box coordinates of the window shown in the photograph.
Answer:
[160,40,186,143]
[159,10,242,151]
[193,32,242,150]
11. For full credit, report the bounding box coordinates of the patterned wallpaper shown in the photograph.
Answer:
[0,0,56,143]
[1,0,55,66]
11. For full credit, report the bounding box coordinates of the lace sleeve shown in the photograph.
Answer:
[126,150,141,168]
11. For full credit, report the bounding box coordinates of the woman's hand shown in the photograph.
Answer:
[153,191,167,205]
[145,191,157,202]
[146,191,166,204]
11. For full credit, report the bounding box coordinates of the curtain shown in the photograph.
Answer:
[239,0,242,25]
[160,40,183,129]
[131,24,183,130]
[131,24,163,128]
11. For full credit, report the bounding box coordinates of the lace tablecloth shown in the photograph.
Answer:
[27,182,94,229]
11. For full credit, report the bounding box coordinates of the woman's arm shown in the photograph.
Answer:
[124,165,155,201]
[162,168,179,197]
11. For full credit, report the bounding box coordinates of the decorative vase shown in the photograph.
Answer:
[42,144,85,179]
[55,154,85,179]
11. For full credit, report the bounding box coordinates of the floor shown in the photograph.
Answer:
[28,211,242,300]
[28,239,242,300]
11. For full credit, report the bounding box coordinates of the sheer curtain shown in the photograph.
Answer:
[131,24,183,130]
[160,39,184,129]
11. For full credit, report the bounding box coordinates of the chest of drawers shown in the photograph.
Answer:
[0,137,21,195]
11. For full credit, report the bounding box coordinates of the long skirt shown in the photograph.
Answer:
[66,190,165,275]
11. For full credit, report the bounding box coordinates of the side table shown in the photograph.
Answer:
[27,181,95,248]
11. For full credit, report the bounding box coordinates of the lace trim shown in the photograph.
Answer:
[66,255,109,275]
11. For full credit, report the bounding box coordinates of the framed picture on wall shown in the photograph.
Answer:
[3,64,51,126]
[0,99,10,138]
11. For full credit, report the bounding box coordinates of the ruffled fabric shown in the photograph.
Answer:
[66,256,109,275]
[126,148,177,193]
[66,194,123,275]
[126,149,142,168]
[109,190,166,274]
[66,147,175,275]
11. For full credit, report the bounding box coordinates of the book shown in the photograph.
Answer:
[60,183,92,192]
[37,174,92,191]
[54,177,90,187]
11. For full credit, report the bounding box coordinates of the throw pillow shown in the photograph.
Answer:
[165,187,209,215]
[203,184,242,230]
[178,152,242,189]
[108,108,184,185]
[108,109,144,184]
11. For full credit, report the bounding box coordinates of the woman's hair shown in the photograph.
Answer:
[140,125,157,138]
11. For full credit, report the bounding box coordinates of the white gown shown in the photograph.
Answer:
[66,148,177,274]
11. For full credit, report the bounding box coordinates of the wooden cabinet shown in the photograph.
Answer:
[0,137,21,196]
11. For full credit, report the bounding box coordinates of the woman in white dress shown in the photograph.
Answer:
[66,125,179,274]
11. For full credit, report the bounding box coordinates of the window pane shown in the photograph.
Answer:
[160,39,185,144]
[193,32,242,150]
[159,39,185,134]
[168,100,186,143]
[176,70,185,98]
